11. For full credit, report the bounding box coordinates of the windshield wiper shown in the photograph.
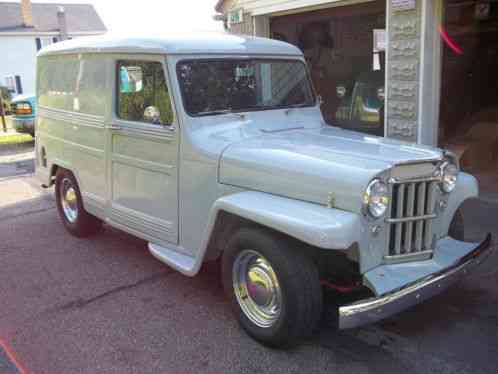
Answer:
[196,108,247,120]
[287,102,309,108]
[283,102,310,115]
[196,109,234,116]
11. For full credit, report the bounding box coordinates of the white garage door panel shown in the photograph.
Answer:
[230,0,375,15]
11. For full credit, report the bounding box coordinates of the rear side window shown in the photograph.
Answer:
[117,60,174,125]
[75,58,107,115]
[37,54,106,116]
[38,55,79,112]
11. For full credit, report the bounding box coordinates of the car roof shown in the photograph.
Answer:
[37,32,303,57]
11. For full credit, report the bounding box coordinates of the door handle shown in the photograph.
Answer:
[108,125,122,131]
[163,124,176,132]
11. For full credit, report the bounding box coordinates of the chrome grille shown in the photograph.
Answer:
[386,179,438,262]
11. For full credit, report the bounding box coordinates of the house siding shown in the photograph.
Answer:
[0,35,38,95]
[0,32,106,97]
[229,12,254,35]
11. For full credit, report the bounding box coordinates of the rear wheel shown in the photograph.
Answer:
[222,227,322,348]
[55,169,102,237]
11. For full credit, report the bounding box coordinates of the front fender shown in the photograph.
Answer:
[209,191,362,250]
[441,172,479,235]
[150,191,364,277]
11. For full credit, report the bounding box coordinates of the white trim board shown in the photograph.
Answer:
[235,0,376,16]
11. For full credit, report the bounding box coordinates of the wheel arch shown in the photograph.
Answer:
[199,191,362,270]
[49,161,83,189]
[442,172,479,236]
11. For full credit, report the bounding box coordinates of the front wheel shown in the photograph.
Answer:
[222,228,323,348]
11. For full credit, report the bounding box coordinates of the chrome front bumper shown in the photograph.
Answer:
[338,234,493,329]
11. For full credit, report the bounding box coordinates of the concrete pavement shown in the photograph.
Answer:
[0,153,497,373]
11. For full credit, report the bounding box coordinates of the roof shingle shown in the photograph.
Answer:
[0,2,106,33]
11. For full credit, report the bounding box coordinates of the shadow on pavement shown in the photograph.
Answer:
[0,181,497,373]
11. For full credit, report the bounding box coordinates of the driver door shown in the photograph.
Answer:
[106,57,178,244]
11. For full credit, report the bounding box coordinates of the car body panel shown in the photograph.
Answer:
[37,32,302,58]
[364,235,485,296]
[149,190,363,276]
[220,125,443,213]
[34,35,490,330]
[11,94,36,134]
[339,235,493,329]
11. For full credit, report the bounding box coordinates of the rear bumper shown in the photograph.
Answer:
[338,234,493,329]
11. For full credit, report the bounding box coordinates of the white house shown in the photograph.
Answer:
[0,0,106,97]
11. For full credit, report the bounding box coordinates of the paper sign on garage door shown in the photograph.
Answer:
[392,0,416,11]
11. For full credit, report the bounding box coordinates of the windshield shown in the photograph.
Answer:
[177,59,315,116]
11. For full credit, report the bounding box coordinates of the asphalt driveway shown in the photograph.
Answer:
[0,155,497,373]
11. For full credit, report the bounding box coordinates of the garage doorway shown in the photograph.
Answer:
[440,0,498,199]
[270,0,386,136]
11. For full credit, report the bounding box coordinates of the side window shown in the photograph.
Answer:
[117,60,174,125]
[75,57,106,116]
[38,55,79,111]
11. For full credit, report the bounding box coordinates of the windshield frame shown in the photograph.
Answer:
[176,57,317,117]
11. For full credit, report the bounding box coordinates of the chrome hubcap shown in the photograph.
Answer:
[60,178,78,223]
[232,250,282,328]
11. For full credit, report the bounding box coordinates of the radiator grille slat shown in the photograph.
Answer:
[424,182,437,250]
[403,183,416,253]
[414,182,427,252]
[393,184,405,255]
[387,173,439,261]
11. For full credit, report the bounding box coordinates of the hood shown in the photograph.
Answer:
[12,94,35,103]
[219,126,443,212]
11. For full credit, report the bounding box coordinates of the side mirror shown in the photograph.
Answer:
[144,106,161,124]
[336,86,347,99]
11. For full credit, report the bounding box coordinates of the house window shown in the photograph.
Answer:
[5,76,15,92]
[4,75,23,95]
[35,37,55,51]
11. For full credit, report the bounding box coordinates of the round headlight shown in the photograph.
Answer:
[440,162,458,193]
[363,179,389,218]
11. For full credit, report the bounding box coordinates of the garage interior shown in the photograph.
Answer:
[441,0,498,199]
[270,0,386,136]
[269,0,497,199]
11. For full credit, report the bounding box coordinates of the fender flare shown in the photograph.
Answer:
[442,172,479,235]
[166,191,363,276]
[202,190,362,255]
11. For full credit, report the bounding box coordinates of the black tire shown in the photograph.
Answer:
[55,168,102,237]
[222,227,323,348]
[449,208,465,241]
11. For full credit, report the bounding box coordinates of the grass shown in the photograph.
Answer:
[0,133,33,145]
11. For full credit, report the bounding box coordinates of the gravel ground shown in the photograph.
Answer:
[0,157,497,374]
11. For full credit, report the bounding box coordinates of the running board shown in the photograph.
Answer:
[148,243,197,276]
